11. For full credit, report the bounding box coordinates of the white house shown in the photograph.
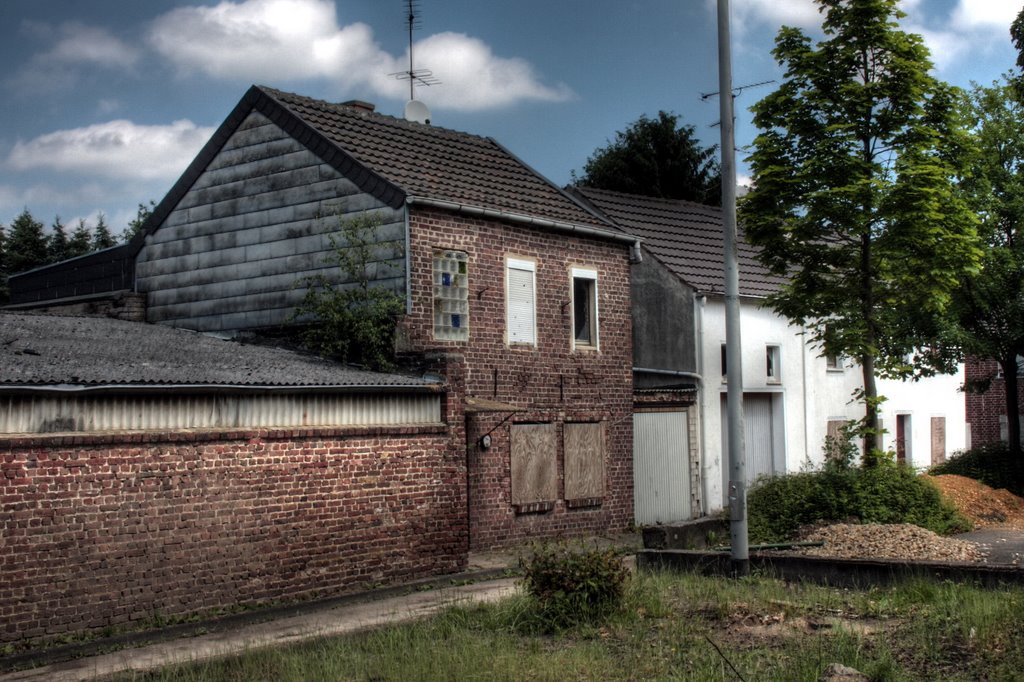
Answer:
[572,186,966,517]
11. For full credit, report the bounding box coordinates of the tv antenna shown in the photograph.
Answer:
[389,0,440,101]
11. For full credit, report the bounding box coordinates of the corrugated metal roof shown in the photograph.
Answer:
[0,312,439,390]
[570,187,787,298]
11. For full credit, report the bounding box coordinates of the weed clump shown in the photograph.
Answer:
[519,543,629,631]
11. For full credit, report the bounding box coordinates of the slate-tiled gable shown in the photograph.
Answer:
[0,312,436,389]
[570,186,786,298]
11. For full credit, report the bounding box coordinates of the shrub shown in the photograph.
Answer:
[747,460,971,544]
[292,212,405,371]
[930,442,1024,497]
[518,543,630,631]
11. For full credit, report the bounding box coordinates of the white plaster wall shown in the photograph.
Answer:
[697,295,965,512]
[877,368,966,469]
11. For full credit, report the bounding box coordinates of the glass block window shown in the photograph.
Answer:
[433,250,469,341]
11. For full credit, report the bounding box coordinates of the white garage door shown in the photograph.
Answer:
[721,393,780,506]
[633,410,692,525]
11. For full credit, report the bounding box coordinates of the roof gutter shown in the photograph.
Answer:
[406,195,643,262]
[0,383,445,397]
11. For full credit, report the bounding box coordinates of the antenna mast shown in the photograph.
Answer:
[390,0,440,99]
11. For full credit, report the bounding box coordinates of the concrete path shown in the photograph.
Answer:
[1,578,519,682]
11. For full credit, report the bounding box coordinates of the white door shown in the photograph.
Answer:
[633,410,691,525]
[722,393,779,506]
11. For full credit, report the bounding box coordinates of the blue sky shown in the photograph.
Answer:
[0,0,1020,236]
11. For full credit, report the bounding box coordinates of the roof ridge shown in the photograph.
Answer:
[256,85,495,145]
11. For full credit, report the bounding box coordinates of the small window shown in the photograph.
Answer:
[571,267,599,350]
[721,344,728,380]
[826,354,843,371]
[506,257,536,346]
[766,345,781,383]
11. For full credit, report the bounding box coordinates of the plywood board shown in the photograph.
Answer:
[510,423,557,504]
[564,422,605,500]
[931,417,946,465]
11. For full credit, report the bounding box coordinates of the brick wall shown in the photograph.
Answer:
[0,425,466,647]
[966,357,1024,446]
[399,208,634,549]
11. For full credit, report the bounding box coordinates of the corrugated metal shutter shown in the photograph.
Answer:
[721,394,776,506]
[633,411,691,524]
[506,259,535,344]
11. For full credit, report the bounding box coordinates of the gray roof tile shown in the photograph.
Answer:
[0,312,437,390]
[570,187,786,297]
[258,86,616,229]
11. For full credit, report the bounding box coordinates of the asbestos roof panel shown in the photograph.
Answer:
[0,312,438,390]
[258,86,618,230]
[571,186,787,298]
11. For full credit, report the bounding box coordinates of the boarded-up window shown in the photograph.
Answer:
[931,417,946,465]
[825,419,849,460]
[506,258,536,345]
[564,422,605,506]
[511,423,556,511]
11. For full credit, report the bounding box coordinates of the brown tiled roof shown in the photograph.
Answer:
[255,86,614,228]
[570,187,786,298]
[0,312,438,390]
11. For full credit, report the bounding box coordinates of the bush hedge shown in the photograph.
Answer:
[747,460,972,544]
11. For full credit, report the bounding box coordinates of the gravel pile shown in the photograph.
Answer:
[789,523,987,562]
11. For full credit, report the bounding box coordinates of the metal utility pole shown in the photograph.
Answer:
[717,0,749,577]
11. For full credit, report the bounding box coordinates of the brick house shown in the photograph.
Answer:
[8,85,639,550]
[965,357,1024,446]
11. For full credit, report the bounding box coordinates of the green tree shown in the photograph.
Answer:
[574,111,721,204]
[48,216,70,262]
[954,80,1024,457]
[91,213,116,250]
[293,212,406,371]
[6,209,49,275]
[121,200,156,243]
[68,219,93,258]
[740,0,980,463]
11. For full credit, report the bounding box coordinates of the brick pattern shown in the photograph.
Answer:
[966,358,1024,446]
[0,425,466,646]
[399,208,634,549]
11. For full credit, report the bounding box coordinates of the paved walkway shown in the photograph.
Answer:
[956,528,1024,565]
[3,578,519,682]
[1,534,639,682]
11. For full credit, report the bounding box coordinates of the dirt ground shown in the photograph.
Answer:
[928,474,1024,529]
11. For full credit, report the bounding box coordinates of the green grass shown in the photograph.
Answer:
[109,571,1024,681]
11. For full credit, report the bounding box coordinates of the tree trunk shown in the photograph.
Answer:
[1003,353,1021,459]
[861,351,882,466]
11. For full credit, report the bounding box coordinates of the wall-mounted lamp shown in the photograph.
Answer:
[479,434,492,450]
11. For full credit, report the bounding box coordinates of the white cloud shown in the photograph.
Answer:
[147,0,571,110]
[10,22,140,92]
[6,120,214,181]
[950,1,1020,33]
[374,33,573,110]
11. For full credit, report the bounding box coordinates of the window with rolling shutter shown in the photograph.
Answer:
[506,257,536,346]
